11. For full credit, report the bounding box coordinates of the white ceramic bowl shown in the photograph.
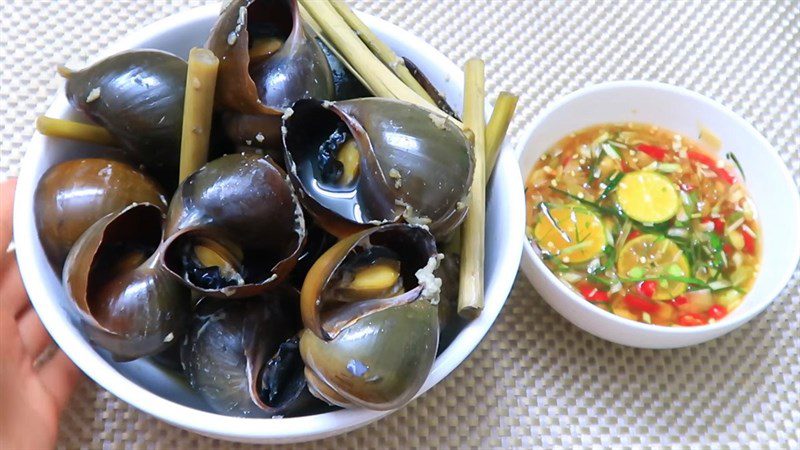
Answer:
[517,81,800,349]
[13,5,524,444]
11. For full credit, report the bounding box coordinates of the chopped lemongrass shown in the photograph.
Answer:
[601,142,621,160]
[642,161,659,171]
[179,48,220,183]
[299,0,447,119]
[562,272,584,283]
[726,217,745,234]
[657,163,681,173]
[35,116,116,146]
[709,280,732,291]
[457,58,486,318]
[327,0,435,104]
[485,92,519,176]
[667,228,689,238]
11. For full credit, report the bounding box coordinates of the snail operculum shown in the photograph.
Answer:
[283,98,475,239]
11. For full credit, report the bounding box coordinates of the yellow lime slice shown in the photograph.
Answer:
[617,171,679,223]
[617,234,689,300]
[533,205,606,264]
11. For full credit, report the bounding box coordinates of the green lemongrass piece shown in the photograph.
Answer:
[179,48,219,183]
[327,0,435,104]
[657,162,682,173]
[485,92,519,175]
[457,58,486,319]
[601,142,621,160]
[299,0,445,118]
[36,116,117,147]
[298,2,370,89]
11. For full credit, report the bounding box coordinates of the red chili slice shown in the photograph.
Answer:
[723,244,735,256]
[686,150,736,184]
[634,144,668,161]
[637,280,658,298]
[742,230,757,254]
[627,229,642,241]
[708,304,728,320]
[670,295,689,307]
[579,285,609,302]
[622,294,659,313]
[560,150,573,167]
[677,313,708,326]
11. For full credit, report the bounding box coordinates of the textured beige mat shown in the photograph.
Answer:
[1,0,799,448]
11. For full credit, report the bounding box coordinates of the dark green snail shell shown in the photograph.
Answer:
[64,50,187,182]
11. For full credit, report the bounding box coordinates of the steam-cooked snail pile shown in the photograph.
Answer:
[34,0,490,417]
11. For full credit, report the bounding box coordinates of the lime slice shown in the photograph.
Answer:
[617,234,689,300]
[533,205,606,264]
[617,171,679,223]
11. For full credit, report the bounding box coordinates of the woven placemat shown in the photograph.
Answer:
[2,0,799,448]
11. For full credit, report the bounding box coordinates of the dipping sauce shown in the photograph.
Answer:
[525,123,760,326]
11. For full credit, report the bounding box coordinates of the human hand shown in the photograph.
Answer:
[0,178,82,450]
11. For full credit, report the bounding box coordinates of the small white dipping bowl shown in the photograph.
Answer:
[13,4,524,444]
[517,81,800,349]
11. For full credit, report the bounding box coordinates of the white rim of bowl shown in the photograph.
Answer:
[517,80,800,337]
[13,4,524,442]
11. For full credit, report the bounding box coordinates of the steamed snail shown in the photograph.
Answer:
[33,0,499,417]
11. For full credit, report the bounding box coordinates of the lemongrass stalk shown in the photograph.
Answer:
[485,92,518,176]
[298,2,370,90]
[178,48,219,183]
[327,0,435,104]
[299,0,435,112]
[36,116,116,147]
[457,58,486,319]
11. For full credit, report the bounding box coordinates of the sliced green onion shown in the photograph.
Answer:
[588,273,612,287]
[549,187,620,216]
[598,172,623,201]
[726,152,745,180]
